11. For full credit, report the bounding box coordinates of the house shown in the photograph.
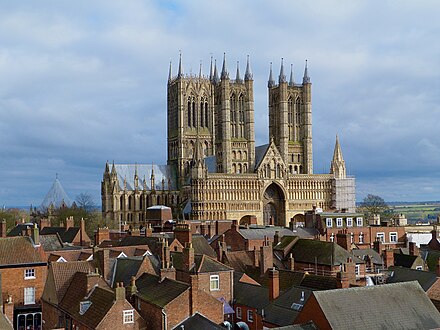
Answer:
[40,217,91,246]
[172,312,226,330]
[393,251,427,270]
[0,229,47,329]
[295,281,440,329]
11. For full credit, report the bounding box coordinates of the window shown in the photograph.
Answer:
[236,307,242,319]
[326,218,332,228]
[346,218,353,227]
[350,233,354,243]
[359,232,364,244]
[24,287,35,305]
[79,301,91,315]
[123,310,134,324]
[24,268,35,279]
[376,232,385,242]
[210,275,219,291]
[336,218,343,227]
[247,310,253,322]
[356,217,363,227]
[355,264,360,276]
[416,266,423,271]
[390,232,398,243]
[330,233,334,242]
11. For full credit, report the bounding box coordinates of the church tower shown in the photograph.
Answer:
[213,54,255,174]
[167,54,215,188]
[268,59,313,174]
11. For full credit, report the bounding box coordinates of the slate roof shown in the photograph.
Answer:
[290,239,362,266]
[171,252,232,273]
[224,250,256,273]
[40,226,83,244]
[238,226,295,240]
[351,248,383,266]
[387,266,437,291]
[0,236,45,266]
[394,253,419,268]
[234,281,270,312]
[113,164,177,190]
[39,234,64,251]
[136,273,190,308]
[60,273,114,329]
[6,223,35,237]
[172,312,225,330]
[192,235,217,258]
[313,281,440,330]
[299,274,338,291]
[255,144,269,168]
[111,257,147,288]
[271,321,318,330]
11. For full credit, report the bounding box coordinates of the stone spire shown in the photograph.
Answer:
[244,55,253,81]
[289,64,295,86]
[168,61,172,82]
[235,61,242,83]
[105,160,109,174]
[330,135,346,179]
[150,165,156,191]
[134,163,139,190]
[279,58,287,83]
[199,60,202,79]
[221,53,229,79]
[177,52,183,78]
[209,56,214,81]
[111,161,117,177]
[213,59,219,84]
[268,62,275,88]
[303,59,310,84]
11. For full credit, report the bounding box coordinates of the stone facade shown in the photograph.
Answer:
[102,54,356,228]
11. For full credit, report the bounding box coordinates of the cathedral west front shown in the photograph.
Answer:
[102,54,355,228]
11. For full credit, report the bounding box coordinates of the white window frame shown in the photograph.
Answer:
[24,268,35,280]
[336,218,343,227]
[359,232,364,244]
[350,233,354,244]
[210,275,220,291]
[326,218,333,228]
[389,232,398,243]
[346,218,353,227]
[330,233,335,242]
[236,307,242,319]
[247,310,253,323]
[355,264,360,276]
[123,310,134,324]
[376,232,385,242]
[356,217,363,227]
[24,287,35,305]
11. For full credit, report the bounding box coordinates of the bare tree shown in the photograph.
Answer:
[75,193,96,212]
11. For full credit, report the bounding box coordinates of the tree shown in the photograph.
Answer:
[359,194,389,217]
[75,193,96,212]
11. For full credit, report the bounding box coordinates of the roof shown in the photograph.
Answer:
[40,178,72,209]
[234,281,270,312]
[224,250,256,273]
[387,266,437,291]
[172,312,225,330]
[238,226,295,240]
[351,248,383,265]
[290,239,362,266]
[136,273,190,308]
[313,281,440,330]
[60,273,114,329]
[0,236,45,266]
[299,274,338,291]
[255,144,269,168]
[0,312,13,330]
[192,235,217,258]
[6,223,35,237]
[271,321,317,330]
[39,234,64,251]
[394,253,419,268]
[171,252,232,273]
[113,164,176,190]
[147,205,171,210]
[111,257,147,288]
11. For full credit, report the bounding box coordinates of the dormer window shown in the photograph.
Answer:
[336,218,343,227]
[79,301,92,315]
[123,310,134,324]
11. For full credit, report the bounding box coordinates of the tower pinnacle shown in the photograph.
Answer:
[221,53,229,79]
[289,64,295,86]
[244,55,253,81]
[235,61,242,83]
[268,62,275,88]
[330,135,346,179]
[178,52,183,78]
[168,61,172,82]
[303,59,310,84]
[279,58,287,83]
[213,59,219,83]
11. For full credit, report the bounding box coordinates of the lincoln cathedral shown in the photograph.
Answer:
[102,54,355,228]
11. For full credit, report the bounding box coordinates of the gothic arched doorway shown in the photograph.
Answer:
[263,183,285,226]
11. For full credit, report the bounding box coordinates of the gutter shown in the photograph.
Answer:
[162,309,167,330]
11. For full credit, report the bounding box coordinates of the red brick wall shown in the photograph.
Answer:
[136,297,163,330]
[191,288,224,324]
[195,271,232,302]
[1,265,46,306]
[99,299,146,330]
[295,294,331,330]
[42,300,62,330]
[234,304,262,330]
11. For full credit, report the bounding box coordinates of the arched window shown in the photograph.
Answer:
[232,151,236,160]
[128,195,133,210]
[205,102,209,128]
[232,163,236,173]
[238,163,242,174]
[120,195,124,210]
[187,98,192,127]
[192,101,196,127]
[230,94,236,138]
[238,94,245,138]
[288,97,294,140]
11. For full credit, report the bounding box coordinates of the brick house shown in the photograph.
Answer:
[39,217,91,247]
[295,282,440,329]
[0,228,47,329]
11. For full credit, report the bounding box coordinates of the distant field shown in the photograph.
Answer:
[389,203,440,223]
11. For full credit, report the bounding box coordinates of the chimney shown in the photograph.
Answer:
[175,223,192,246]
[288,254,295,271]
[189,275,199,315]
[336,271,349,289]
[207,222,213,238]
[384,248,394,269]
[432,227,438,241]
[65,216,74,229]
[4,295,13,324]
[145,223,153,237]
[80,218,86,246]
[409,242,419,256]
[30,223,40,245]
[127,276,137,299]
[218,235,227,263]
[336,232,351,252]
[40,218,50,230]
[344,258,356,284]
[231,220,238,231]
[373,240,383,254]
[253,246,259,267]
[95,227,110,246]
[183,242,194,272]
[162,239,171,269]
[115,282,126,301]
[260,236,273,276]
[85,270,101,292]
[268,268,280,301]
[0,219,6,238]
[96,249,110,281]
[273,231,280,245]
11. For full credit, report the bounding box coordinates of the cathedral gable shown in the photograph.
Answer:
[255,140,288,180]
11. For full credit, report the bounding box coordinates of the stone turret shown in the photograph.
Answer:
[330,135,347,179]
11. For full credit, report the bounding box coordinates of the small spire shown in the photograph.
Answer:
[330,134,346,179]
[111,161,116,175]
[105,160,109,173]
[333,135,344,162]
[268,62,275,88]
[235,61,242,83]
[221,53,229,79]
[213,59,219,83]
[289,64,295,86]
[303,59,310,84]
[244,55,253,81]
[279,58,287,83]
[168,61,172,82]
[178,52,183,78]
[209,56,213,81]
[199,60,202,78]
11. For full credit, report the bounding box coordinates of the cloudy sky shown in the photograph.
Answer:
[1,0,439,207]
